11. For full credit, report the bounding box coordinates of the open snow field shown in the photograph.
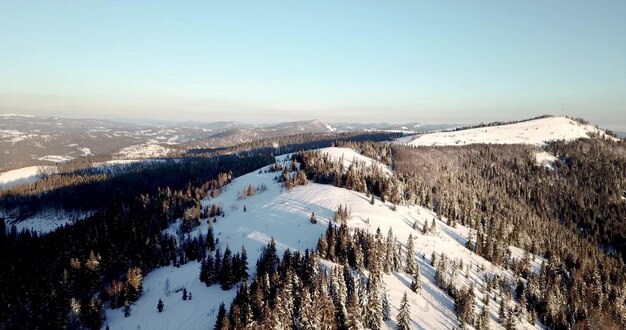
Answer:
[0,165,57,189]
[105,148,542,329]
[400,116,613,147]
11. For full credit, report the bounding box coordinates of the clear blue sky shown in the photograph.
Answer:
[1,1,625,129]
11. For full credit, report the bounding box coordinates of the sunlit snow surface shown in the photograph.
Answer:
[400,116,614,147]
[0,165,57,189]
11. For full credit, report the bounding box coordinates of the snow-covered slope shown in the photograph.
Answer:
[0,165,57,189]
[401,116,614,147]
[104,149,541,330]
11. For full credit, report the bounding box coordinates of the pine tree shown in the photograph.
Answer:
[298,286,315,329]
[214,248,223,282]
[477,305,490,330]
[157,298,164,313]
[239,245,249,281]
[214,302,229,330]
[330,267,348,329]
[406,234,416,274]
[365,274,383,330]
[498,296,507,324]
[397,292,411,330]
[382,290,391,321]
[182,288,188,300]
[410,265,421,293]
[504,308,516,330]
[207,226,216,251]
[384,228,394,274]
[220,246,234,290]
[346,288,365,330]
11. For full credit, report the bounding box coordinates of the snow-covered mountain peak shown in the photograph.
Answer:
[400,116,616,147]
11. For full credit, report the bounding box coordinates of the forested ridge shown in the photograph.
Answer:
[1,129,625,329]
[292,137,626,328]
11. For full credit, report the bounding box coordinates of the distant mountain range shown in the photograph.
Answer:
[0,114,460,171]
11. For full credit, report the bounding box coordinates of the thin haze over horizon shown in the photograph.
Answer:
[1,1,625,129]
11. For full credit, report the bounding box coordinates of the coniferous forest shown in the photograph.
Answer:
[1,129,626,329]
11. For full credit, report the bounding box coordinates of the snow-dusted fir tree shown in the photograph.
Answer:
[346,287,365,330]
[315,274,336,329]
[330,267,348,327]
[476,305,490,330]
[382,287,391,321]
[297,287,315,329]
[397,291,412,330]
[410,264,421,293]
[365,274,383,330]
[384,228,395,273]
[406,234,416,274]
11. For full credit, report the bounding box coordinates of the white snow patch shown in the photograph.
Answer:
[535,151,558,169]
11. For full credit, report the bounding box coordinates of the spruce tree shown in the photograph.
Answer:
[157,298,164,313]
[410,265,421,293]
[498,296,507,324]
[365,274,383,330]
[382,290,391,321]
[406,234,416,274]
[214,302,229,330]
[239,245,249,281]
[477,305,489,330]
[207,226,216,252]
[397,292,411,330]
[220,246,234,290]
[384,228,394,273]
[346,289,365,330]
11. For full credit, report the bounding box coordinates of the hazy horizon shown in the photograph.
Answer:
[1,1,625,130]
